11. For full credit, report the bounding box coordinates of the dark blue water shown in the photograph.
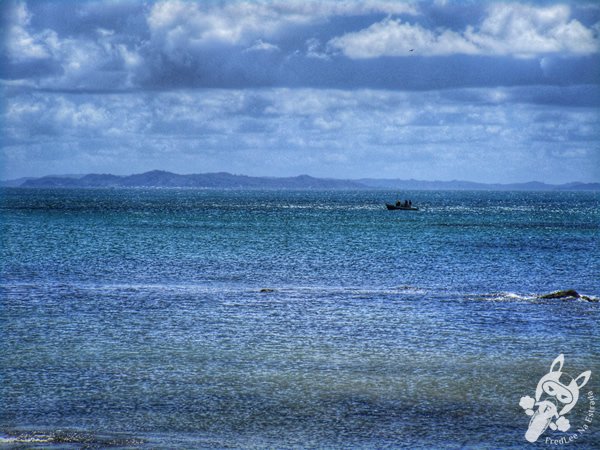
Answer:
[1,188,599,448]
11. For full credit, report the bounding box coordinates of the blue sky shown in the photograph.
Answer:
[1,0,599,183]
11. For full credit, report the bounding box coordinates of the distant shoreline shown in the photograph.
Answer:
[2,170,599,191]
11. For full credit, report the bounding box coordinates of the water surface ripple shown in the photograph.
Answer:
[1,188,599,448]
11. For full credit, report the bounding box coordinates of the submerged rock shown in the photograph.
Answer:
[539,290,597,302]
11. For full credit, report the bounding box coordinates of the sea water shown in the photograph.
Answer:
[1,188,599,448]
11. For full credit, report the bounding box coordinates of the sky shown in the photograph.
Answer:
[1,0,599,183]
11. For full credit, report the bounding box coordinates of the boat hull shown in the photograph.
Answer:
[386,203,419,211]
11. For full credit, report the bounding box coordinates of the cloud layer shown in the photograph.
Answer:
[1,1,599,182]
[4,86,598,182]
[2,0,599,90]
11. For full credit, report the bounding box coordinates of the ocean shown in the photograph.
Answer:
[1,188,599,449]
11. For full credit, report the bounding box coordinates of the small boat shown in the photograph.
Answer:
[386,203,419,211]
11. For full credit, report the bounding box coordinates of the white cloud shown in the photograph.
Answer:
[329,3,600,58]
[147,1,307,51]
[146,0,417,53]
[278,0,417,17]
[5,95,115,139]
[2,2,143,89]
[5,2,51,61]
[329,18,478,58]
[466,3,599,57]
[244,39,280,52]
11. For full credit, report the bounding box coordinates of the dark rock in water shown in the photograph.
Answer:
[539,290,581,299]
[539,290,597,302]
[260,288,275,293]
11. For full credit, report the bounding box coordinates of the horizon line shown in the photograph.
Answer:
[2,169,599,187]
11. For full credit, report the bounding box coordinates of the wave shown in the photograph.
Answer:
[0,430,144,447]
[466,292,536,303]
[2,281,597,305]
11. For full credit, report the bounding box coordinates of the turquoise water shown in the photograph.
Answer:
[1,188,599,448]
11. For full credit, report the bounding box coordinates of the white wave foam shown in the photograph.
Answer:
[468,292,535,303]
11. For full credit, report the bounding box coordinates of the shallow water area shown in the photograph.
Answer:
[1,188,599,448]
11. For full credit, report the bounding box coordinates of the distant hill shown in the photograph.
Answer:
[0,177,37,187]
[17,170,364,189]
[3,170,599,190]
[358,178,600,191]
[0,174,83,187]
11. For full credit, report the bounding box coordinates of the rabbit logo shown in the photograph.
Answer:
[519,354,591,443]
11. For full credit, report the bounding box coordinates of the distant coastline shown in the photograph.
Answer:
[2,170,599,191]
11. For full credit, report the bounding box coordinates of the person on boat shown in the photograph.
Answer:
[404,200,408,207]
[409,200,412,206]
[396,200,401,207]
